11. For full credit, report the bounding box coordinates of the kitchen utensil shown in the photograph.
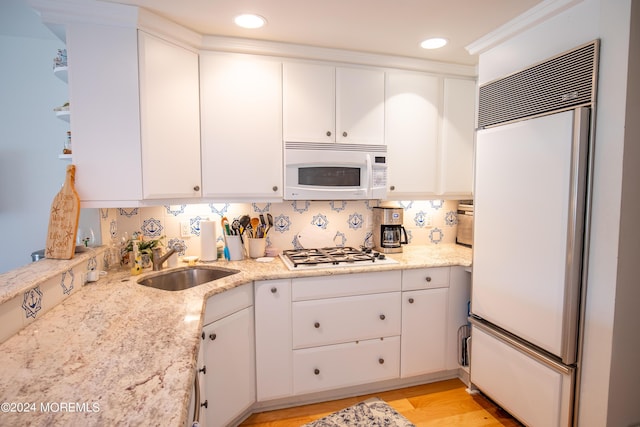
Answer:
[45,164,81,259]
[231,219,244,243]
[266,213,273,235]
[251,217,260,238]
[221,217,231,236]
[239,215,251,235]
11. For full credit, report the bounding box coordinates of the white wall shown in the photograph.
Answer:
[0,0,100,272]
[477,0,638,425]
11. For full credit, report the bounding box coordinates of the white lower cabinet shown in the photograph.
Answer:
[400,288,448,377]
[292,292,401,349]
[255,279,293,402]
[253,267,467,404]
[200,285,255,427]
[293,336,400,394]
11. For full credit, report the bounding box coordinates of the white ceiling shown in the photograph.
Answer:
[102,0,543,66]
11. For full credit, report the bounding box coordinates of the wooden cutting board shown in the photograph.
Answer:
[45,164,81,259]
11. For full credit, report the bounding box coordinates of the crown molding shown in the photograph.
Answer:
[201,35,476,77]
[27,0,476,77]
[465,0,583,56]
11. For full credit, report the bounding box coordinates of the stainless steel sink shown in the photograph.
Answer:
[137,267,239,291]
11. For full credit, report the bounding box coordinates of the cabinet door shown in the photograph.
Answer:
[200,53,283,200]
[138,31,201,199]
[401,288,448,378]
[385,71,440,198]
[202,307,255,427]
[66,23,142,205]
[439,77,476,197]
[336,67,385,145]
[283,62,335,143]
[254,280,293,401]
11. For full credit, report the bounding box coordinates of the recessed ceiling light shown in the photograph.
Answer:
[234,14,266,29]
[420,38,448,50]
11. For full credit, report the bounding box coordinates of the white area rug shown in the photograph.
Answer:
[302,397,416,427]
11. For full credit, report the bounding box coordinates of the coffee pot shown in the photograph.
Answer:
[372,207,408,253]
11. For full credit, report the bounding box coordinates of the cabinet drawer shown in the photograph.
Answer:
[293,336,400,395]
[204,283,254,326]
[292,270,401,301]
[292,292,401,348]
[402,267,450,291]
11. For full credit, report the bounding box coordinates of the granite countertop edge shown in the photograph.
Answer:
[0,244,471,426]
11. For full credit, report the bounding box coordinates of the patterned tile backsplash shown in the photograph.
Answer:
[99,200,462,258]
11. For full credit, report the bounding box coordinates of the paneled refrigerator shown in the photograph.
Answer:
[469,41,599,427]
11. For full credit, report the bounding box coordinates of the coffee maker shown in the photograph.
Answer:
[372,207,408,253]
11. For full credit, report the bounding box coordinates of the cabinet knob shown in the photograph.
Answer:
[408,298,414,304]
[314,368,320,375]
[209,333,217,341]
[193,185,200,192]
[379,314,386,320]
[271,287,277,293]
[201,331,205,340]
[199,366,207,374]
[342,131,348,137]
[272,186,278,192]
[314,322,320,328]
[390,185,395,191]
[378,358,385,365]
[326,131,332,137]
[425,276,432,282]
[201,400,208,409]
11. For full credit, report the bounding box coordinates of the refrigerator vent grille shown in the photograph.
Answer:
[478,40,598,128]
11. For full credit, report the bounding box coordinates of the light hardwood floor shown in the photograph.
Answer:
[240,379,522,426]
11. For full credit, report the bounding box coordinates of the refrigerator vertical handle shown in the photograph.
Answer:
[561,106,591,365]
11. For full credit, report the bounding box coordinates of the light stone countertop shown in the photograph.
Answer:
[0,244,471,426]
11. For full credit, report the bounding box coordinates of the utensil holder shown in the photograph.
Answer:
[247,238,266,258]
[226,235,244,261]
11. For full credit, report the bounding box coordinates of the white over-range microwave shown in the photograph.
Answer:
[284,142,388,200]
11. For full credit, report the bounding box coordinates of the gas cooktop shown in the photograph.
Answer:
[280,246,398,270]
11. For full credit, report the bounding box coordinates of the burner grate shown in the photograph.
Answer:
[282,246,377,267]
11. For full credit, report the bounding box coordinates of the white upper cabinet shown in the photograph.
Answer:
[385,71,440,197]
[66,23,142,206]
[138,31,201,200]
[200,52,283,201]
[335,67,385,144]
[283,62,385,145]
[283,62,335,143]
[439,77,476,197]
[385,73,476,200]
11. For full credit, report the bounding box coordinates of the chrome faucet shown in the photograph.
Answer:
[152,247,178,271]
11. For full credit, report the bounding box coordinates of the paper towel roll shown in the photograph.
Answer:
[200,220,217,261]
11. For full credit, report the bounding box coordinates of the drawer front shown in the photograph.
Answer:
[292,270,401,301]
[402,267,450,291]
[204,283,254,326]
[293,336,400,395]
[292,292,401,348]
